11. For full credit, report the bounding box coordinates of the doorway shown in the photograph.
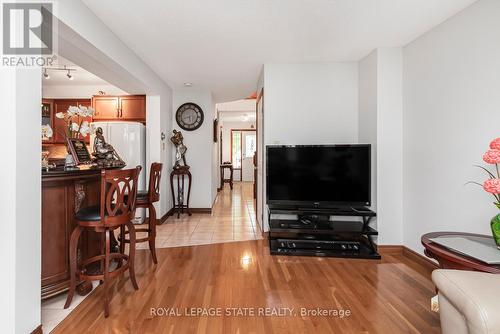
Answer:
[231,129,256,182]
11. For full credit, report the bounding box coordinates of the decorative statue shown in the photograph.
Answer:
[170,129,188,169]
[92,127,125,167]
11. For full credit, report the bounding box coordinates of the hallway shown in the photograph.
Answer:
[151,182,262,248]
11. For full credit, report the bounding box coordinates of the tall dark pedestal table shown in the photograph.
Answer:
[170,166,192,218]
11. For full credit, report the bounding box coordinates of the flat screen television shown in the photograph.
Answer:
[266,145,371,207]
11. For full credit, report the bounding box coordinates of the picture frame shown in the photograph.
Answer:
[67,138,92,165]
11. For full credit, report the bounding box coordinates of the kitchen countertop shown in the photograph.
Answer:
[42,165,122,180]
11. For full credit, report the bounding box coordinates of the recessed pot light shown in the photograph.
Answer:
[184,82,193,87]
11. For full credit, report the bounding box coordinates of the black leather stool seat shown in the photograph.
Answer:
[75,205,102,221]
[124,190,148,203]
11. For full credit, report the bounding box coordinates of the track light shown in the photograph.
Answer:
[43,65,76,80]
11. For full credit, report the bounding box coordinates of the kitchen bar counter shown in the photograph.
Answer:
[42,165,120,178]
[41,166,115,299]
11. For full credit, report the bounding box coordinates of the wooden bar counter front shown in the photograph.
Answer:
[42,167,115,300]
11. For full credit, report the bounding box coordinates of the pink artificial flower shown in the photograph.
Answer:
[483,149,500,164]
[484,179,500,194]
[490,138,500,150]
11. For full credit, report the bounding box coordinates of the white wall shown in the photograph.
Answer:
[358,48,404,245]
[172,89,215,208]
[358,50,378,221]
[261,62,359,230]
[42,83,127,98]
[403,0,500,253]
[264,63,359,145]
[1,67,42,333]
[376,48,404,245]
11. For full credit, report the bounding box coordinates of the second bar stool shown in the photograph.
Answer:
[64,166,141,317]
[120,162,163,264]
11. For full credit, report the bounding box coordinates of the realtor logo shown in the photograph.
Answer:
[2,3,53,55]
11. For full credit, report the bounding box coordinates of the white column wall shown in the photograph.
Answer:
[0,67,42,333]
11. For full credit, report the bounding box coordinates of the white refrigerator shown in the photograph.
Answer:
[90,121,146,223]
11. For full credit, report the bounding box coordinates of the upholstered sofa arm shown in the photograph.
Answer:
[432,269,500,334]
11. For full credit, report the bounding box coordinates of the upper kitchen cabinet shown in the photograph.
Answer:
[92,96,120,120]
[92,95,146,122]
[120,95,146,120]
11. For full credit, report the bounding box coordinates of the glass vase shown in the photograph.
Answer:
[490,213,500,249]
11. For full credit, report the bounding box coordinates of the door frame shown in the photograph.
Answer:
[256,88,264,235]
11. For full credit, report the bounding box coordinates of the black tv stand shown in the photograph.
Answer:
[267,204,380,259]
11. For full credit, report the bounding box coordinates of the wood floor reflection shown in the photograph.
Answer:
[51,240,440,333]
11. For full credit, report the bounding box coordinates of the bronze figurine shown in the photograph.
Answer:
[92,127,125,167]
[170,129,188,169]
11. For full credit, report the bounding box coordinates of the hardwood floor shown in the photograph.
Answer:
[51,239,440,333]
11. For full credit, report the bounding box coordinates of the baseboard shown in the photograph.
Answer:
[378,245,438,272]
[378,245,404,255]
[402,246,439,271]
[31,325,42,334]
[163,207,212,219]
[158,208,174,224]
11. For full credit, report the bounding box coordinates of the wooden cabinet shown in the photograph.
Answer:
[92,96,119,120]
[42,171,102,299]
[120,95,146,120]
[92,95,145,122]
[52,99,92,144]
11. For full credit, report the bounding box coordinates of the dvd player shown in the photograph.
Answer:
[272,239,360,251]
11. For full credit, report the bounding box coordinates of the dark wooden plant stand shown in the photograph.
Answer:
[170,167,192,218]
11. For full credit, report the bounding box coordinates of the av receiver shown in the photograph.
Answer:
[272,239,360,251]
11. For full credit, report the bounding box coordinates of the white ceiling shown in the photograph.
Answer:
[43,55,116,86]
[82,0,478,102]
[217,99,256,113]
[220,110,256,123]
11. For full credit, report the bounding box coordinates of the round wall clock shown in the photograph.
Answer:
[176,102,204,131]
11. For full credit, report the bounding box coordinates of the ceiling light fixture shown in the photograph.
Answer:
[184,82,193,87]
[65,65,74,80]
[43,65,76,80]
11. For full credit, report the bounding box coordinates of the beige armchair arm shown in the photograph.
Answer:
[432,269,500,334]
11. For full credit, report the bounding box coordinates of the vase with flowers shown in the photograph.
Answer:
[55,105,95,167]
[472,138,500,248]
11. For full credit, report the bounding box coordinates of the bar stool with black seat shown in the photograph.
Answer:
[119,162,163,264]
[64,166,141,317]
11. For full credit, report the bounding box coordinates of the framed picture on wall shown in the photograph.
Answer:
[213,118,218,142]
